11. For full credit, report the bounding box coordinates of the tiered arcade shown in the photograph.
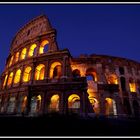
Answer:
[0,15,140,118]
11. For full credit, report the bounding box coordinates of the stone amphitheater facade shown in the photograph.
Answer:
[0,15,140,117]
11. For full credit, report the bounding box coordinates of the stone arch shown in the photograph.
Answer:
[39,40,49,54]
[105,97,117,116]
[17,96,27,114]
[23,66,32,82]
[68,94,80,113]
[120,76,126,92]
[20,48,27,60]
[35,64,45,80]
[49,61,62,79]
[30,95,42,114]
[7,96,16,113]
[28,43,37,57]
[119,67,125,75]
[7,72,14,87]
[107,74,118,84]
[129,78,136,92]
[48,94,60,112]
[88,96,99,114]
[15,52,19,63]
[86,67,97,82]
[72,69,81,78]
[14,69,21,84]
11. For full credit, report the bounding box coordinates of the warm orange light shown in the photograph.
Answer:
[105,98,117,116]
[49,62,62,79]
[3,75,8,88]
[35,64,45,80]
[105,98,112,105]
[129,83,136,92]
[14,69,21,84]
[49,94,59,111]
[20,48,27,60]
[21,96,27,112]
[7,72,14,86]
[68,94,80,109]
[9,56,14,67]
[15,52,19,63]
[39,40,49,54]
[107,74,118,84]
[23,67,32,82]
[37,95,42,101]
[28,44,37,57]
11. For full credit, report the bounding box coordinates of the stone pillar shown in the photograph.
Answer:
[45,61,49,81]
[30,62,36,84]
[62,56,68,79]
[25,86,31,116]
[10,69,16,88]
[41,92,47,115]
[19,65,24,86]
[99,92,105,116]
[35,40,40,57]
[48,34,59,52]
[60,92,68,115]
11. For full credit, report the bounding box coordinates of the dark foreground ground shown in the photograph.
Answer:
[0,113,140,137]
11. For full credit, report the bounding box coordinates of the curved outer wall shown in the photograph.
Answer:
[0,15,140,118]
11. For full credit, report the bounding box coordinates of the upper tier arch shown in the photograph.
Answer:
[10,15,55,51]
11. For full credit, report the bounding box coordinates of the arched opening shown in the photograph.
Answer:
[123,98,132,115]
[9,55,14,67]
[20,48,27,60]
[133,100,139,117]
[86,68,97,82]
[3,74,8,88]
[105,98,117,116]
[68,94,80,113]
[23,66,32,82]
[107,74,118,84]
[15,52,19,63]
[18,96,27,114]
[28,44,37,57]
[30,95,42,114]
[48,94,59,112]
[7,97,16,113]
[119,67,125,75]
[7,72,14,87]
[14,69,21,84]
[39,40,49,54]
[129,78,136,92]
[49,62,62,79]
[88,96,99,114]
[72,69,81,78]
[35,64,45,80]
[120,77,126,92]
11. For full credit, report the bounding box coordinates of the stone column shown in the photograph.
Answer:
[25,86,32,116]
[99,92,105,116]
[62,56,68,79]
[60,92,68,115]
[30,62,36,84]
[35,40,40,57]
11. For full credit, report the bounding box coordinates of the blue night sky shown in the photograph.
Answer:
[0,4,140,74]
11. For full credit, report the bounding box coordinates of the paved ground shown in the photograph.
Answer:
[0,114,140,137]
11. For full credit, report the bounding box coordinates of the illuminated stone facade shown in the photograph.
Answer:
[0,15,140,118]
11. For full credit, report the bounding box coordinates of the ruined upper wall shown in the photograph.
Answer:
[10,15,53,52]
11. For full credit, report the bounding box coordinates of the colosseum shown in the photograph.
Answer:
[0,15,140,118]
